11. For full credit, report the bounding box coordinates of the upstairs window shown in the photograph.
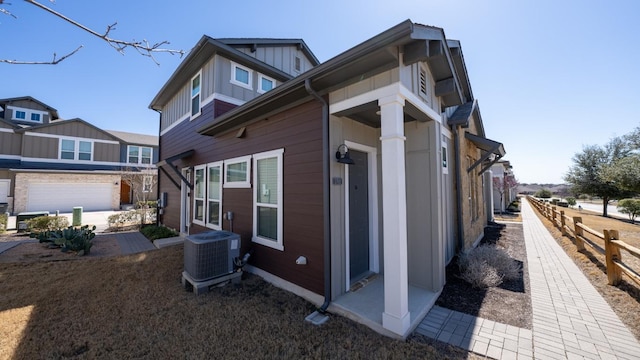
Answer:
[258,74,275,93]
[8,106,45,123]
[60,139,92,161]
[191,71,202,117]
[31,113,41,121]
[231,62,252,89]
[128,146,153,164]
[15,111,26,120]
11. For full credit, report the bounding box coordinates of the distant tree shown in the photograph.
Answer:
[565,197,577,208]
[120,167,158,225]
[601,127,640,194]
[535,188,552,199]
[1,0,183,65]
[493,176,518,214]
[617,199,640,224]
[564,138,633,217]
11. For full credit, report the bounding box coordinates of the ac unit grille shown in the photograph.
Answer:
[184,231,240,282]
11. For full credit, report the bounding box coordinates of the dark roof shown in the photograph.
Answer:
[149,36,302,109]
[198,20,466,136]
[0,96,59,120]
[14,118,122,142]
[218,38,320,65]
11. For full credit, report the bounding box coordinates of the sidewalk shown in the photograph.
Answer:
[416,199,640,359]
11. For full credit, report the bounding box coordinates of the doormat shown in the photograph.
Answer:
[349,273,378,292]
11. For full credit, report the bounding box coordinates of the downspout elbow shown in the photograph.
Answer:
[305,79,332,313]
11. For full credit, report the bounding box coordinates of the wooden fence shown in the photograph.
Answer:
[528,196,640,287]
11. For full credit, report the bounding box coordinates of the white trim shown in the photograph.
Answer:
[205,161,223,230]
[252,148,284,251]
[201,92,247,107]
[7,105,46,123]
[190,70,203,119]
[127,145,154,165]
[192,165,206,226]
[0,179,10,202]
[224,155,252,188]
[230,62,253,90]
[24,131,120,145]
[257,73,276,94]
[441,142,449,175]
[343,141,379,291]
[18,156,155,168]
[0,128,15,133]
[0,154,21,160]
[160,112,190,136]
[330,82,442,125]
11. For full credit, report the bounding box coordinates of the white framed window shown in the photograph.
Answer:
[252,148,284,251]
[191,71,202,118]
[143,176,153,193]
[59,138,93,161]
[206,161,223,229]
[193,165,206,226]
[230,62,253,90]
[294,56,301,73]
[442,144,449,175]
[128,146,154,164]
[258,74,275,93]
[224,155,251,188]
[8,106,45,123]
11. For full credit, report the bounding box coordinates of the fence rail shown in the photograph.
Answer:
[528,196,640,287]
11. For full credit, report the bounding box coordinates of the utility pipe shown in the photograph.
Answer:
[453,125,465,252]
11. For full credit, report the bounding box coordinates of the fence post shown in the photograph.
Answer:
[604,229,622,285]
[552,206,557,224]
[560,211,566,236]
[573,217,585,251]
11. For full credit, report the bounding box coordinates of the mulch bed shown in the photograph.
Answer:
[435,222,532,329]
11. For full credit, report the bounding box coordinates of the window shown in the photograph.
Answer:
[442,145,449,174]
[294,56,301,72]
[61,139,75,160]
[143,176,153,193]
[191,71,202,117]
[8,106,45,123]
[206,162,223,229]
[15,111,26,119]
[193,165,206,226]
[224,155,251,188]
[252,149,284,251]
[128,146,153,164]
[231,62,252,89]
[60,139,92,161]
[258,74,275,93]
[31,113,41,121]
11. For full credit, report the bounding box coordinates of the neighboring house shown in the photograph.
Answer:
[491,160,516,213]
[0,96,159,214]
[150,20,505,338]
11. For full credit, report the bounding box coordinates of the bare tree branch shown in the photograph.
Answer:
[1,0,184,65]
[0,45,82,64]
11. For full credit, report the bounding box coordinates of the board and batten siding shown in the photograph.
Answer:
[5,99,52,123]
[160,99,325,294]
[93,143,120,162]
[0,131,21,156]
[233,45,314,76]
[22,136,58,159]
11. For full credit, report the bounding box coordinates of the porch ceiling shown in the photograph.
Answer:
[332,100,430,128]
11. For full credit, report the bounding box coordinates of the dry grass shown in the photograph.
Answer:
[530,200,640,340]
[0,246,471,360]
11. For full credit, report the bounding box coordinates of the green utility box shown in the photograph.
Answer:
[72,206,83,226]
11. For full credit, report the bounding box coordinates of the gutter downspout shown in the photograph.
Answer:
[305,79,331,313]
[453,126,465,252]
[154,108,162,227]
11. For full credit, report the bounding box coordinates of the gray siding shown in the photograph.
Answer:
[29,121,115,141]
[22,136,58,159]
[0,131,21,156]
[5,99,52,124]
[94,143,120,162]
[330,69,399,103]
[234,45,314,76]
[161,85,190,131]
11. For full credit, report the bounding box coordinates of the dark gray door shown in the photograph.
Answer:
[349,150,370,282]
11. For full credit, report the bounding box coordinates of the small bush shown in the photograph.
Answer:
[108,209,157,229]
[32,225,96,256]
[26,215,69,233]
[458,245,520,288]
[618,198,640,224]
[565,197,577,207]
[535,188,553,198]
[140,225,178,241]
[0,213,7,233]
[136,200,158,209]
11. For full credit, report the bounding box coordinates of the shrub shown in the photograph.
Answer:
[565,197,577,207]
[535,188,553,198]
[458,245,520,288]
[617,199,640,224]
[136,200,158,209]
[0,213,7,233]
[32,225,96,256]
[108,209,157,229]
[26,215,69,233]
[140,225,178,241]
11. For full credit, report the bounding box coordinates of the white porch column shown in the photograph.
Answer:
[378,94,410,335]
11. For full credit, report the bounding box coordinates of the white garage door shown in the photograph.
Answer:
[27,183,113,213]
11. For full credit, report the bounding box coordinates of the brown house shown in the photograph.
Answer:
[150,20,505,338]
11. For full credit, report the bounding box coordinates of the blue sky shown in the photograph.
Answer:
[2,0,638,184]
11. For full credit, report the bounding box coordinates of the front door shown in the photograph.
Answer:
[349,149,370,282]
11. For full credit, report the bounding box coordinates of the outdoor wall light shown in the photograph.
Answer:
[335,144,355,165]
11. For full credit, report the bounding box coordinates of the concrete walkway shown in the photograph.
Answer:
[416,199,640,359]
[110,231,157,255]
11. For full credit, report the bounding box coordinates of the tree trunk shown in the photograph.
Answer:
[602,196,609,217]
